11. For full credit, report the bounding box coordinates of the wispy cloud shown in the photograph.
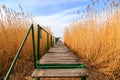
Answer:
[34,6,85,26]
[33,6,85,37]
[27,0,88,6]
[0,0,88,37]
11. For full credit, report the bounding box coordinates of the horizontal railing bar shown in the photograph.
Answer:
[37,66,84,69]
[36,64,85,69]
[38,64,84,66]
[37,25,54,37]
[31,25,36,68]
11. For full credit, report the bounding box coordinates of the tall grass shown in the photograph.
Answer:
[0,4,78,80]
[64,1,120,80]
[0,5,49,80]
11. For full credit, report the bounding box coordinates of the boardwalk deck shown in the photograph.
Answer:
[32,69,88,78]
[32,41,88,79]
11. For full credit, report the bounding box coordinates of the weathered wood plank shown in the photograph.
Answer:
[42,54,78,58]
[39,52,82,64]
[42,52,77,56]
[40,61,82,64]
[41,57,79,60]
[32,69,88,78]
[32,41,88,78]
[49,49,69,52]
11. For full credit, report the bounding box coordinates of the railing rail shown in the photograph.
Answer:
[4,24,58,80]
[4,24,35,80]
[37,25,54,37]
[37,25,54,53]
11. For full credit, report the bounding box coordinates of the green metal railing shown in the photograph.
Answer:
[4,24,56,80]
[4,24,35,80]
[37,64,85,69]
[37,25,54,53]
[55,37,59,44]
[4,24,86,80]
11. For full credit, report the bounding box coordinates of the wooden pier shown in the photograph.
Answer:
[32,41,88,79]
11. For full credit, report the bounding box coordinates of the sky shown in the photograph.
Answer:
[0,0,119,38]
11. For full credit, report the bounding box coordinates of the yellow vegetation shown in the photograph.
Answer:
[64,5,120,80]
[0,5,49,79]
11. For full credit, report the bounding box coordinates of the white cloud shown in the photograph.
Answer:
[27,0,88,6]
[33,6,85,37]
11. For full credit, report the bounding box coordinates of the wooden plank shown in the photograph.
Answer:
[42,52,77,56]
[49,49,69,52]
[41,56,77,60]
[41,57,78,60]
[41,59,78,61]
[49,47,68,49]
[42,54,78,58]
[32,69,88,78]
[32,41,88,78]
[41,54,79,59]
[40,52,82,64]
[40,58,80,62]
[41,56,75,59]
[48,46,69,52]
[40,59,81,64]
[40,61,82,64]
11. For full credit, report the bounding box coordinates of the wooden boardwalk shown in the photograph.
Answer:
[32,41,88,79]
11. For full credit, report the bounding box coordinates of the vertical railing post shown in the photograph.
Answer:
[36,25,41,68]
[31,24,36,68]
[50,35,52,47]
[80,77,86,80]
[48,34,50,50]
[35,25,41,80]
[55,38,57,44]
[52,36,54,47]
[55,38,59,44]
[53,37,55,46]
[46,33,49,52]
[55,38,56,44]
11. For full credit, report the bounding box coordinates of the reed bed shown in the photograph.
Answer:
[0,4,79,80]
[64,1,120,80]
[0,5,49,80]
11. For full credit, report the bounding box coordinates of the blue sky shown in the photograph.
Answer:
[0,0,119,37]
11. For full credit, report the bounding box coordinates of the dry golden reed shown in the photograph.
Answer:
[64,1,120,80]
[0,5,78,80]
[0,5,48,80]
